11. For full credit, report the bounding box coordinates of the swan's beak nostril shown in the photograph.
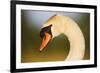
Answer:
[39,32,51,52]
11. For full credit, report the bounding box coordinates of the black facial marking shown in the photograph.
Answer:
[40,24,52,38]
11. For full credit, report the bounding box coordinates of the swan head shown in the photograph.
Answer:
[39,15,65,52]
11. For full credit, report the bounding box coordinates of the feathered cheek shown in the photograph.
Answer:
[51,26,61,38]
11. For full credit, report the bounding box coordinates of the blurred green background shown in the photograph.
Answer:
[21,10,90,63]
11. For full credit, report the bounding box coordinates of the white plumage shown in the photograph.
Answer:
[42,14,85,60]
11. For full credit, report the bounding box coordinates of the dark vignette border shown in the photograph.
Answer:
[10,1,97,73]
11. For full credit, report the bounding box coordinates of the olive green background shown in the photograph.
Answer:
[21,10,90,63]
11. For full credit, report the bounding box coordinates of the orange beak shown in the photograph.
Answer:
[39,32,51,52]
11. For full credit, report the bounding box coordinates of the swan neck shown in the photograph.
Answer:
[65,23,85,60]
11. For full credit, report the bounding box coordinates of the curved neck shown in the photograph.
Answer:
[65,22,85,60]
[43,15,85,60]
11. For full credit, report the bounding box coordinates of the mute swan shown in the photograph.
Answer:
[39,14,85,60]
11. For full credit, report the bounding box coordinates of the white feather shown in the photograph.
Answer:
[43,14,85,60]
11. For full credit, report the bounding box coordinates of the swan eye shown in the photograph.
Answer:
[40,24,52,39]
